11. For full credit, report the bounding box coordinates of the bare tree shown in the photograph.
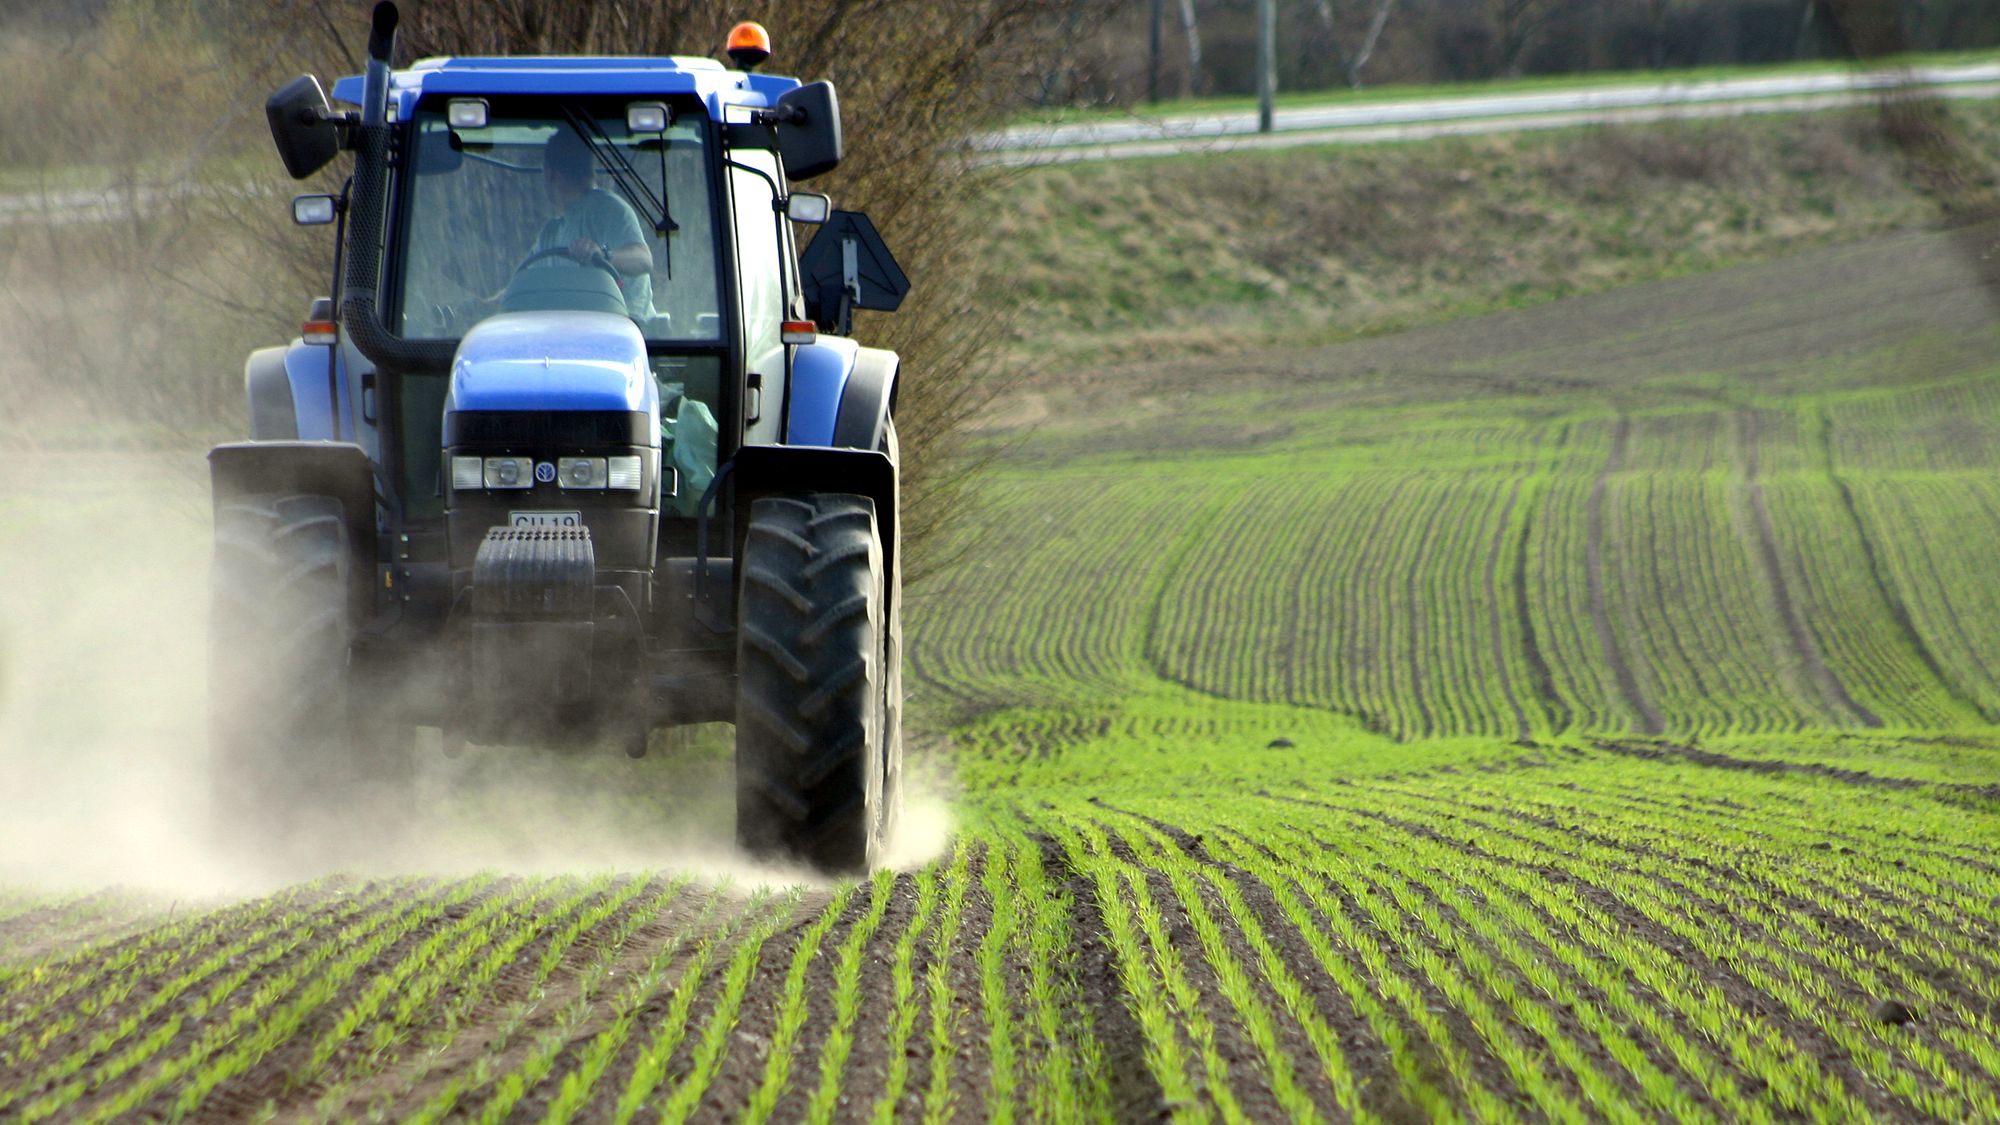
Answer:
[1491,0,1563,77]
[1344,0,1392,88]
[1312,0,1400,88]
[1176,0,1202,97]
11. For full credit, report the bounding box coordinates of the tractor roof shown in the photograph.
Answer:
[329,56,802,122]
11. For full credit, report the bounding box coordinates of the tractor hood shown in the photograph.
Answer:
[445,312,659,439]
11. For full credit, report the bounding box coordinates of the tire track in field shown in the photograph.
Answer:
[1914,481,2000,701]
[1816,408,1997,722]
[1484,477,1533,742]
[1737,411,1881,727]
[1586,418,1665,734]
[1137,488,1386,734]
[1511,427,1571,736]
[1399,479,1454,739]
[1591,738,2000,802]
[1138,492,1233,695]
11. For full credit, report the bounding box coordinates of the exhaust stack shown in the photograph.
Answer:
[361,1,398,127]
[341,1,457,373]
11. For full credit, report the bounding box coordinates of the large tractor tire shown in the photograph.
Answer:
[735,494,900,873]
[208,493,376,861]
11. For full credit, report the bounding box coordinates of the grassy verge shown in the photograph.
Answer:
[975,100,2000,368]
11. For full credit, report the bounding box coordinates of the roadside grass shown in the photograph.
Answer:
[978,101,2000,367]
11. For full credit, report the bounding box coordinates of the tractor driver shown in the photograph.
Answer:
[531,129,656,324]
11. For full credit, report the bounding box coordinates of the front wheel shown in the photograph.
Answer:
[734,494,898,873]
[208,494,355,861]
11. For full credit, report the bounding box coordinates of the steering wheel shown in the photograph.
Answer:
[514,245,620,282]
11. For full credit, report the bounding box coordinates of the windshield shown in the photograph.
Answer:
[393,101,723,344]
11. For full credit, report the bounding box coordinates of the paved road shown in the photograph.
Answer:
[973,61,2000,165]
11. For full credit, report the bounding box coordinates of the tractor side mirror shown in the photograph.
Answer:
[266,74,340,180]
[785,193,832,224]
[773,81,842,180]
[293,194,338,225]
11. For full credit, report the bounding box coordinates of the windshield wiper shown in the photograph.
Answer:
[561,107,678,238]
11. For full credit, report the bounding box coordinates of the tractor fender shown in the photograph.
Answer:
[785,339,899,450]
[833,346,899,451]
[209,440,379,622]
[259,338,377,455]
[245,346,298,440]
[729,442,899,606]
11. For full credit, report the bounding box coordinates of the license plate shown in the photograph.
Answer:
[508,510,583,529]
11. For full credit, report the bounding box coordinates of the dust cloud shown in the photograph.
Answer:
[0,440,953,900]
[0,450,226,894]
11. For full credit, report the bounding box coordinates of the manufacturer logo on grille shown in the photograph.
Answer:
[535,461,556,484]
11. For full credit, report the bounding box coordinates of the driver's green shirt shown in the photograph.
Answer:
[532,188,654,323]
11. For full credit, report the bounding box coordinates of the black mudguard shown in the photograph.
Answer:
[209,440,378,620]
[730,442,899,604]
[831,347,898,451]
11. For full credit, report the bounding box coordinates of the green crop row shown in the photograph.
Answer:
[957,738,2000,1122]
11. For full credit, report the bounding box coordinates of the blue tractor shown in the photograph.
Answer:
[211,3,909,873]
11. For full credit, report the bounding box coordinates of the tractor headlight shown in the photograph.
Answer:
[450,456,484,490]
[607,456,643,491]
[483,456,534,490]
[557,457,606,489]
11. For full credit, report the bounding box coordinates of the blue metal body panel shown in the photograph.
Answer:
[284,340,381,460]
[330,56,801,122]
[445,312,660,441]
[785,336,860,446]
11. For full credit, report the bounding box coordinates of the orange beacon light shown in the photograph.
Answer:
[726,22,771,71]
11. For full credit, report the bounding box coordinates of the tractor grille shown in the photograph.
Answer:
[445,411,652,447]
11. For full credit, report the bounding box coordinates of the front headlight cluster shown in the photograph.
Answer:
[450,455,643,491]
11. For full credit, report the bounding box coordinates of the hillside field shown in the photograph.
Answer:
[2,228,1999,1120]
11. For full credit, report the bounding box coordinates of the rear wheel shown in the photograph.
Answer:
[734,494,896,873]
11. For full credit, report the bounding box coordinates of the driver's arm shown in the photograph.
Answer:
[565,238,650,277]
[605,195,654,279]
[608,242,651,277]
